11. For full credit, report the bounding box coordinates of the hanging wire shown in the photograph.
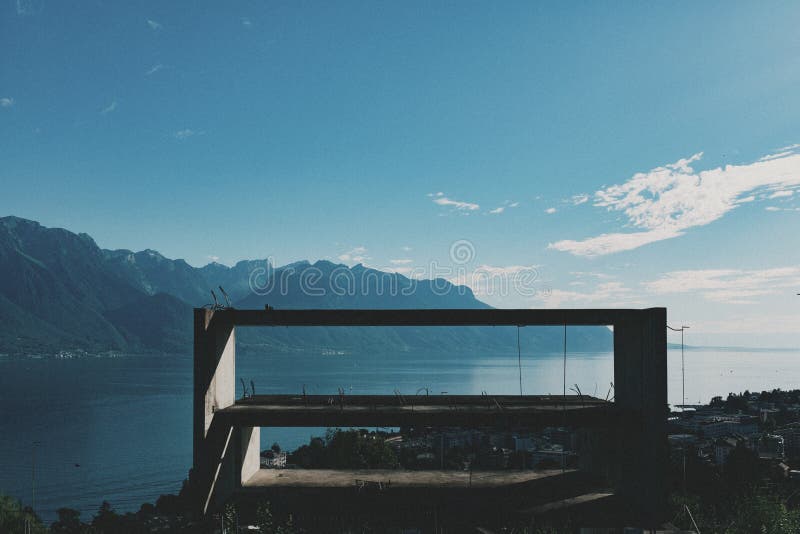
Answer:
[562,323,567,473]
[517,326,523,396]
[563,324,567,398]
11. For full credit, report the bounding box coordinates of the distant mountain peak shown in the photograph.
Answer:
[0,216,613,354]
[1,215,41,228]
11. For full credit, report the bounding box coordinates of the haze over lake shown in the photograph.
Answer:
[2,346,798,521]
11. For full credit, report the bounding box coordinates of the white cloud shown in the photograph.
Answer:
[488,200,520,214]
[769,189,794,199]
[174,129,202,140]
[146,64,164,76]
[545,207,557,214]
[383,266,415,276]
[101,100,118,114]
[1,97,14,108]
[390,259,412,265]
[401,246,412,252]
[474,264,539,276]
[765,206,781,212]
[242,17,252,27]
[147,19,162,30]
[644,267,800,305]
[550,147,800,256]
[537,281,642,308]
[432,195,480,211]
[550,228,681,257]
[448,264,543,298]
[569,271,613,280]
[338,246,369,263]
[760,151,794,162]
[570,194,589,205]
[15,0,42,16]
[696,313,800,335]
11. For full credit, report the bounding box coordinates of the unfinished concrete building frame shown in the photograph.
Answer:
[192,307,667,525]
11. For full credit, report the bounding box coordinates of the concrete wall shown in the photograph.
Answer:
[193,309,260,513]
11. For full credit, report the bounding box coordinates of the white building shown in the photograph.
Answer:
[260,450,287,468]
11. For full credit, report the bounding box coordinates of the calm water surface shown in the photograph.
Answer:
[0,347,797,521]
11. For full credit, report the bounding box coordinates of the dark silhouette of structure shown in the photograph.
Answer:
[192,307,667,526]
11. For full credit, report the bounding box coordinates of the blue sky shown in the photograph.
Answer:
[2,1,800,345]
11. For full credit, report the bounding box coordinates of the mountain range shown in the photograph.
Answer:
[0,216,612,355]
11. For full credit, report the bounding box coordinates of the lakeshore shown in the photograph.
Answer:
[1,347,799,522]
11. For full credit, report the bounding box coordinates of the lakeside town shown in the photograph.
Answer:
[256,389,800,478]
[8,390,800,532]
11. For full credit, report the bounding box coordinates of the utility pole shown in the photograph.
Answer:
[31,440,40,516]
[681,326,690,409]
[667,325,690,410]
[668,325,690,495]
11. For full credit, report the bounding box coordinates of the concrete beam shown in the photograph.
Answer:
[223,308,648,327]
[192,307,668,524]
[193,309,260,514]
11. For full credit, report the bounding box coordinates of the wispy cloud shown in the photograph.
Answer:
[644,267,800,305]
[147,19,162,31]
[570,194,589,205]
[0,97,14,108]
[545,207,557,214]
[401,246,412,252]
[765,206,800,212]
[174,129,203,140]
[696,313,800,335]
[145,64,165,76]
[383,266,415,276]
[769,189,794,199]
[338,246,369,263]
[390,259,413,265]
[242,17,253,28]
[550,147,800,256]
[428,192,480,211]
[448,264,544,299]
[569,271,613,280]
[537,281,641,308]
[488,200,519,215]
[101,100,118,114]
[16,0,42,16]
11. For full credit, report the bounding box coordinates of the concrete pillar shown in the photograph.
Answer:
[193,309,260,513]
[239,426,261,486]
[613,308,668,526]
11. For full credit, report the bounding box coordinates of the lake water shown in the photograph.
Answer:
[1,346,798,522]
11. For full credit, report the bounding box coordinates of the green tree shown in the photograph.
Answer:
[92,501,117,530]
[222,502,237,533]
[0,495,46,534]
[255,500,276,533]
[50,507,85,533]
[729,493,800,534]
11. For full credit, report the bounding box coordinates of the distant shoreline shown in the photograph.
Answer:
[669,343,800,352]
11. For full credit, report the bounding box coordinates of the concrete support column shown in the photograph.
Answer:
[193,309,260,513]
[613,308,668,526]
[239,426,261,486]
